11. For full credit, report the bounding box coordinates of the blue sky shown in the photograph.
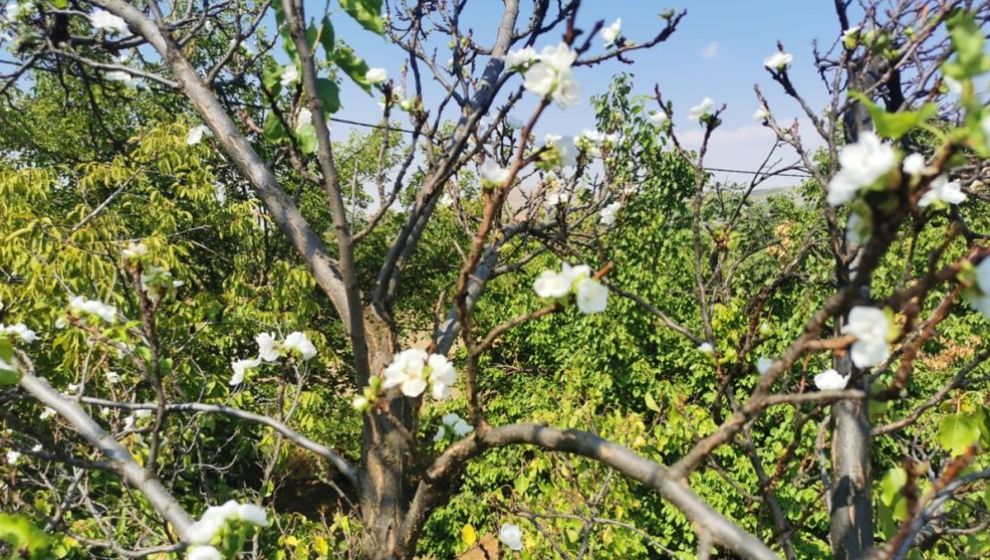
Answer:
[318,1,851,186]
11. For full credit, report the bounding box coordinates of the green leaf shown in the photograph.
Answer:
[0,514,49,559]
[296,123,318,154]
[947,11,990,78]
[0,337,13,363]
[261,63,284,95]
[644,393,660,413]
[851,92,937,139]
[272,1,298,61]
[333,43,371,93]
[52,0,69,8]
[262,113,288,142]
[316,78,341,114]
[339,0,384,35]
[318,17,335,59]
[880,466,907,506]
[938,413,981,457]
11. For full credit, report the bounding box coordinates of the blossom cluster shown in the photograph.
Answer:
[382,349,457,400]
[1,323,37,344]
[186,500,269,560]
[229,331,318,385]
[841,306,891,368]
[433,412,473,442]
[814,369,848,391]
[65,296,117,325]
[187,125,213,146]
[89,9,129,35]
[533,263,608,314]
[509,43,581,108]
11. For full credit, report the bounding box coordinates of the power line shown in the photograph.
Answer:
[705,166,811,179]
[328,117,813,180]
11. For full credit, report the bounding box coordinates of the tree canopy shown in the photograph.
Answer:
[2,1,990,559]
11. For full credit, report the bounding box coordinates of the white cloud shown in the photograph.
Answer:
[700,41,720,60]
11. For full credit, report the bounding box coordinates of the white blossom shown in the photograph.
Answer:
[523,43,581,108]
[505,46,537,70]
[756,357,774,376]
[534,263,588,299]
[2,323,37,343]
[687,97,716,123]
[427,354,457,400]
[90,9,129,35]
[280,65,298,87]
[697,342,713,354]
[944,76,963,96]
[39,407,56,420]
[601,19,622,47]
[230,358,261,386]
[105,71,139,87]
[30,444,41,452]
[365,67,387,84]
[187,500,268,546]
[439,193,454,207]
[599,202,621,226]
[918,175,966,208]
[105,371,121,384]
[574,276,608,314]
[382,349,430,398]
[283,331,317,361]
[434,412,473,441]
[68,296,117,324]
[479,159,511,186]
[235,503,269,527]
[6,451,20,465]
[4,2,31,21]
[648,111,668,126]
[499,524,524,551]
[752,108,770,121]
[187,125,212,146]
[295,108,313,131]
[255,332,280,362]
[813,368,848,391]
[121,241,148,259]
[841,306,890,368]
[763,51,793,70]
[545,192,568,209]
[187,546,223,560]
[967,258,990,317]
[539,134,578,168]
[902,153,926,177]
[827,132,896,206]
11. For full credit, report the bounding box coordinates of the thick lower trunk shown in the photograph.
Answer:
[359,310,415,560]
[829,358,874,559]
[359,405,413,559]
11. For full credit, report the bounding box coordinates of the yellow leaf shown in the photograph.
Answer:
[461,524,477,547]
[314,536,330,557]
[284,535,299,546]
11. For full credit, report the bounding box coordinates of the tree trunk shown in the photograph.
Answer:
[830,355,874,559]
[359,309,415,560]
[828,52,879,559]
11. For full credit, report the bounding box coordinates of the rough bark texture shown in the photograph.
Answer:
[830,356,874,559]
